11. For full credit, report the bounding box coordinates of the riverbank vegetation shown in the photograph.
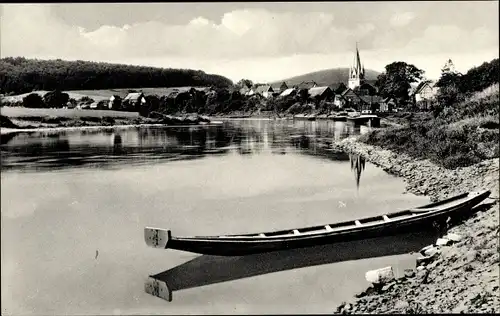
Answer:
[359,59,499,169]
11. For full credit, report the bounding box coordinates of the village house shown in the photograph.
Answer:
[338,88,363,109]
[239,86,251,96]
[354,82,378,96]
[255,85,274,98]
[308,86,334,102]
[123,92,146,111]
[413,80,439,110]
[108,94,123,110]
[279,87,297,98]
[279,81,288,92]
[295,81,318,90]
[379,97,397,112]
[358,95,384,112]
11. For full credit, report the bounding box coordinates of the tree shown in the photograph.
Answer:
[433,70,465,117]
[110,95,122,110]
[43,90,69,108]
[376,62,424,107]
[23,93,45,108]
[235,79,253,89]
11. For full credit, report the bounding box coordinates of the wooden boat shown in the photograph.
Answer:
[144,190,491,256]
[331,112,348,121]
[331,115,347,122]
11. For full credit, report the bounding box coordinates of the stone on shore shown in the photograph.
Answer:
[365,266,395,284]
[416,250,440,266]
[436,238,452,246]
[444,233,462,242]
[419,244,434,255]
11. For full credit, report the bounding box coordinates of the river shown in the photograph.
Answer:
[1,119,431,315]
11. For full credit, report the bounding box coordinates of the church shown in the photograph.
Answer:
[334,44,386,111]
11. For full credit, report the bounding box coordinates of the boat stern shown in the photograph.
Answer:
[145,277,172,302]
[144,227,171,249]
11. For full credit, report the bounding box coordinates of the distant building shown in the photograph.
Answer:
[270,82,288,94]
[295,81,318,90]
[279,88,297,98]
[239,86,251,96]
[308,86,334,101]
[441,59,457,74]
[279,82,288,92]
[379,97,397,112]
[123,92,146,110]
[348,43,365,90]
[335,88,378,110]
[255,85,274,98]
[354,82,377,96]
[414,80,439,110]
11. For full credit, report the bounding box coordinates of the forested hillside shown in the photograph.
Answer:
[0,57,233,95]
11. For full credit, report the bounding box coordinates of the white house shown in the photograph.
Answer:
[255,85,274,98]
[279,88,297,98]
[414,81,439,110]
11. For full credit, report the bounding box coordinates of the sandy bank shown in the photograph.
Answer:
[329,136,499,314]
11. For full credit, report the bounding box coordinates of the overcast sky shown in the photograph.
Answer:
[1,2,498,83]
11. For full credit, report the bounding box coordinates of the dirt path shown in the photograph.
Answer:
[329,136,499,314]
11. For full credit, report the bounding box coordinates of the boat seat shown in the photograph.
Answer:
[355,220,363,227]
[382,215,391,222]
[325,225,333,232]
[259,233,266,237]
[293,229,300,235]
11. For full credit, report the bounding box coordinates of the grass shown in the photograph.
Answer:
[0,106,139,119]
[359,85,500,169]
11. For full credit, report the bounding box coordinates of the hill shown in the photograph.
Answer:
[271,68,381,87]
[0,57,233,95]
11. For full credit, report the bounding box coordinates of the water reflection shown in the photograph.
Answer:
[1,120,365,172]
[350,153,366,189]
[145,230,440,302]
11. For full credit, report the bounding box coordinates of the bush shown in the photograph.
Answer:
[80,116,101,123]
[40,116,72,124]
[44,90,70,108]
[361,118,499,169]
[23,93,45,108]
[102,116,115,125]
[78,96,94,105]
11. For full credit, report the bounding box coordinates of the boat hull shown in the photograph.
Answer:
[145,190,490,256]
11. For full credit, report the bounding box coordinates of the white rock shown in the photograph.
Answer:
[365,266,395,284]
[436,238,452,246]
[424,246,440,257]
[419,244,434,255]
[445,233,462,242]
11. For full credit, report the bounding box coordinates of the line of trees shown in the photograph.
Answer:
[374,58,499,113]
[0,57,233,95]
[434,58,499,110]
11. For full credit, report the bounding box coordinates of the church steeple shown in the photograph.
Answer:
[349,42,365,90]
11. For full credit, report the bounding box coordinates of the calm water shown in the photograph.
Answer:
[1,119,431,315]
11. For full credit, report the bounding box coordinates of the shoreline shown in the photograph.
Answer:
[328,136,499,314]
[0,122,227,135]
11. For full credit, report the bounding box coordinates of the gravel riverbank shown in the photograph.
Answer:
[329,136,499,314]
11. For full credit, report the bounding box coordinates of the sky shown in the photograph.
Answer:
[1,2,498,83]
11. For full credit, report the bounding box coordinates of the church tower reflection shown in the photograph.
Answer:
[350,153,366,189]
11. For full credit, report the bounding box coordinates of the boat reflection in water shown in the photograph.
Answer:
[350,153,366,189]
[144,230,441,302]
